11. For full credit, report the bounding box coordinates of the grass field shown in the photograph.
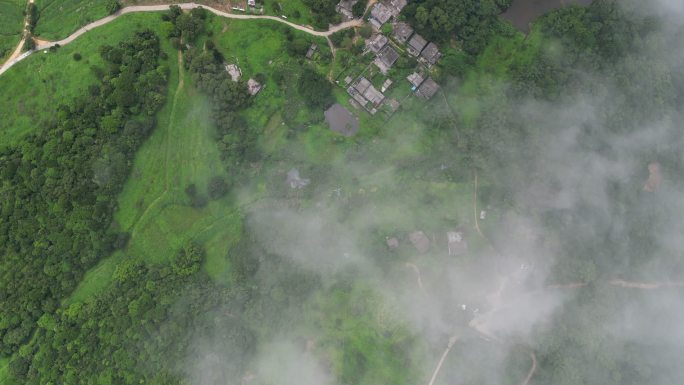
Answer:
[0,357,8,385]
[0,0,25,61]
[262,0,314,27]
[0,12,166,149]
[34,0,109,40]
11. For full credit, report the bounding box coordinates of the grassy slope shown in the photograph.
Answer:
[262,0,314,27]
[34,0,109,40]
[0,0,24,61]
[0,12,167,150]
[0,357,7,385]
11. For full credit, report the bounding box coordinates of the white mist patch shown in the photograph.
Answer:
[253,339,334,385]
[247,207,368,276]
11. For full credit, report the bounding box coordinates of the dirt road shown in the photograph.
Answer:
[427,335,459,385]
[0,2,363,76]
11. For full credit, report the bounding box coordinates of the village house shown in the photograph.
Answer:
[347,77,385,114]
[420,42,442,65]
[369,3,392,28]
[286,169,310,189]
[387,0,407,16]
[393,21,413,44]
[416,77,439,99]
[407,33,428,56]
[374,44,399,73]
[447,231,468,256]
[305,43,318,59]
[336,0,358,21]
[225,64,241,82]
[366,34,388,54]
[407,72,424,90]
[247,78,262,96]
[409,231,431,254]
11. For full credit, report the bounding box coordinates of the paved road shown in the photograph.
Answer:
[0,2,363,76]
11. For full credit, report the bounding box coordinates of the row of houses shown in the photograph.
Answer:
[393,21,442,66]
[347,76,386,114]
[387,230,468,256]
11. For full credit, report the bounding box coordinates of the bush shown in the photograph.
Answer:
[359,24,372,38]
[297,69,334,109]
[106,0,121,15]
[352,1,366,18]
[72,52,82,61]
[208,176,229,200]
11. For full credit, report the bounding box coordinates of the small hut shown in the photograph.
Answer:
[409,231,430,254]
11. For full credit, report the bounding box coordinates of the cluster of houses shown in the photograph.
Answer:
[224,63,262,96]
[386,230,468,256]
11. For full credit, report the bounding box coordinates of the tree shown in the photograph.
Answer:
[72,52,82,61]
[106,0,121,14]
[208,176,229,200]
[359,24,372,38]
[352,0,366,18]
[297,69,334,109]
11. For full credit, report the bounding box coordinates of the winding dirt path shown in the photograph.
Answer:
[427,335,459,385]
[521,351,537,385]
[4,0,34,65]
[0,2,363,76]
[405,262,425,291]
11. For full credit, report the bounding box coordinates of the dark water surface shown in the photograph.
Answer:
[501,0,593,32]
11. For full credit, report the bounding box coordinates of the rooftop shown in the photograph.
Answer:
[407,72,424,88]
[225,64,241,82]
[388,0,408,16]
[393,22,413,43]
[374,45,399,73]
[247,78,262,96]
[409,231,431,254]
[407,33,428,56]
[420,42,442,65]
[416,77,439,99]
[366,34,388,53]
[370,3,392,27]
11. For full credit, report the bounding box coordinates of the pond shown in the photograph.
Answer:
[325,103,360,137]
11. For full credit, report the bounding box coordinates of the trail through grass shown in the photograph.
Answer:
[34,0,109,40]
[0,0,25,61]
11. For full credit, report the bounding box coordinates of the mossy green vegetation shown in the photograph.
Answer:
[0,12,167,149]
[0,0,25,60]
[263,0,315,26]
[33,0,110,40]
[3,1,684,384]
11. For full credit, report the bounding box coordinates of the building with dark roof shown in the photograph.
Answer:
[416,77,439,100]
[347,77,385,111]
[370,3,392,28]
[393,22,413,44]
[407,72,424,90]
[336,0,358,21]
[407,33,428,56]
[420,42,442,65]
[366,34,388,53]
[374,45,399,73]
[388,0,407,16]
